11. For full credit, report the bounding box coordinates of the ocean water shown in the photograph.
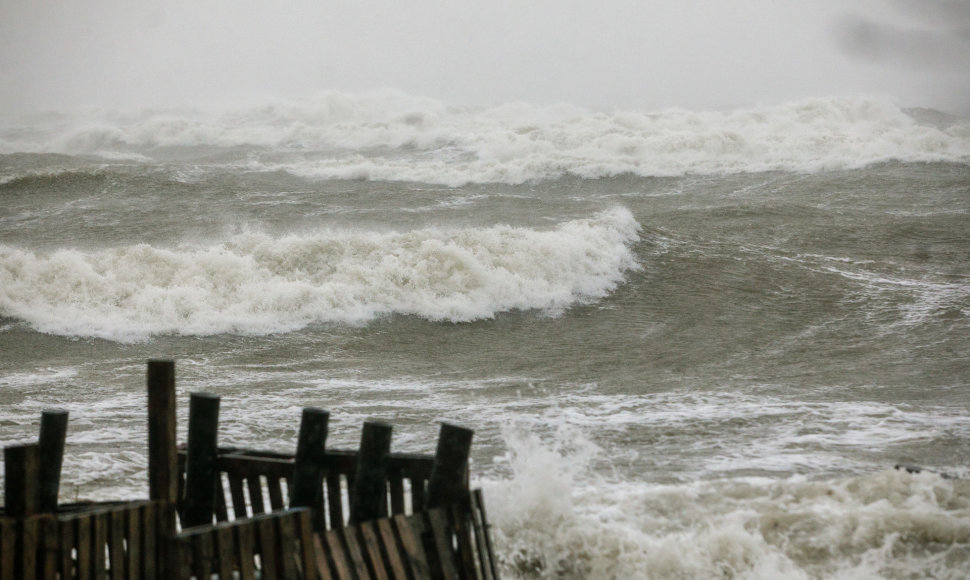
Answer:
[2,92,970,578]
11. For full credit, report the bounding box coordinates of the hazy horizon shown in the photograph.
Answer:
[2,0,969,118]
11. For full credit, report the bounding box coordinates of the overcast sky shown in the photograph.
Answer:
[2,0,968,117]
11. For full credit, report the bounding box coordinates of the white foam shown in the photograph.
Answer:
[2,92,968,184]
[482,426,970,579]
[0,208,640,341]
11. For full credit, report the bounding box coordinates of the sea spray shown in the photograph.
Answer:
[482,426,970,579]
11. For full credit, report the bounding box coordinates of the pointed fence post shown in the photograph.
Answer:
[427,423,473,509]
[349,421,393,524]
[290,407,329,531]
[182,392,221,528]
[37,409,69,514]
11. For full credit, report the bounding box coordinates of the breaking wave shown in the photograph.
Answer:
[0,208,640,341]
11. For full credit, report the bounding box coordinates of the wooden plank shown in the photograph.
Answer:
[313,534,335,580]
[426,509,459,580]
[183,392,221,528]
[472,489,498,580]
[393,514,430,580]
[427,424,473,509]
[21,516,39,580]
[215,473,230,522]
[58,514,76,579]
[324,531,354,580]
[248,476,267,515]
[268,475,286,511]
[389,475,406,515]
[198,529,216,578]
[1,518,17,580]
[39,516,59,580]
[237,521,257,580]
[38,409,69,513]
[4,444,39,517]
[144,502,158,580]
[216,524,236,579]
[76,515,93,580]
[350,422,393,524]
[257,515,280,580]
[147,359,178,580]
[340,526,372,580]
[326,473,345,530]
[411,479,426,513]
[94,512,108,577]
[126,504,142,578]
[359,521,390,580]
[450,505,479,580]
[376,518,409,580]
[278,512,298,579]
[296,509,319,580]
[109,508,125,580]
[291,407,329,529]
[229,473,249,519]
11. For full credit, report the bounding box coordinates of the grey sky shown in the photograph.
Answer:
[1,0,968,117]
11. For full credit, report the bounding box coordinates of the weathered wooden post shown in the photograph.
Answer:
[290,407,329,530]
[349,421,393,524]
[37,409,68,514]
[4,444,39,517]
[427,423,473,508]
[147,359,178,578]
[182,392,221,528]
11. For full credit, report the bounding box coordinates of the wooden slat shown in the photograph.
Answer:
[359,522,390,580]
[313,534,335,580]
[389,475,406,515]
[39,516,59,580]
[126,504,142,578]
[215,474,231,522]
[76,515,93,580]
[411,479,426,513]
[229,473,249,519]
[376,517,409,580]
[472,489,497,580]
[94,512,108,576]
[256,515,279,580]
[297,510,319,580]
[20,516,38,580]
[426,509,459,580]
[326,473,345,530]
[324,530,354,580]
[248,476,267,515]
[340,526,372,580]
[268,475,286,510]
[393,514,430,580]
[144,502,158,580]
[216,524,236,579]
[237,521,257,580]
[1,518,17,580]
[450,505,478,580]
[109,508,125,579]
[278,512,298,579]
[58,515,76,579]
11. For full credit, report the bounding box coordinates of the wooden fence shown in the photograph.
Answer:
[1,360,500,579]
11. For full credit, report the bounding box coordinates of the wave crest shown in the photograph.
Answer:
[0,208,641,341]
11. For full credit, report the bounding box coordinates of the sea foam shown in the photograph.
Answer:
[0,208,640,341]
[2,92,968,185]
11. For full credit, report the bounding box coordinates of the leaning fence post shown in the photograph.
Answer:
[147,359,178,578]
[182,392,220,528]
[349,421,393,524]
[290,407,329,530]
[427,423,474,509]
[38,409,69,514]
[4,444,39,517]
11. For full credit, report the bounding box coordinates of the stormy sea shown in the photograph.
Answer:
[2,92,969,578]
